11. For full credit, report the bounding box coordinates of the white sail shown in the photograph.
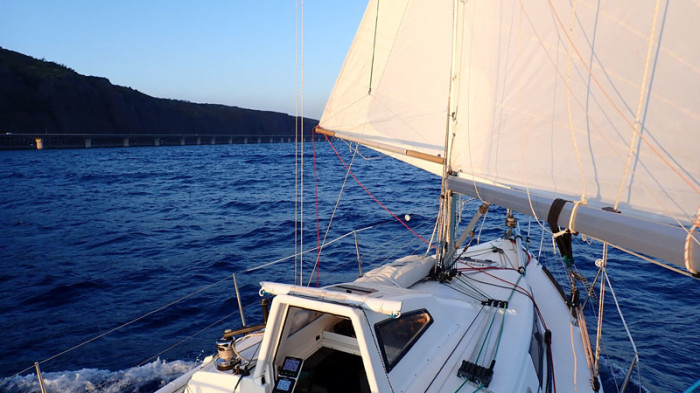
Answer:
[318,0,453,175]
[319,0,699,273]
[449,1,699,228]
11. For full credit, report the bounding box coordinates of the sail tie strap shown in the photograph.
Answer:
[568,199,586,234]
[547,198,574,266]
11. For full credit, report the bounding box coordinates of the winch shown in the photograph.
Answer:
[215,330,239,371]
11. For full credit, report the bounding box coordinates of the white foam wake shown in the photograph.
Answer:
[0,359,196,393]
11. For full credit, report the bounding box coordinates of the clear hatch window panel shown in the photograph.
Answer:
[286,307,324,337]
[375,309,433,371]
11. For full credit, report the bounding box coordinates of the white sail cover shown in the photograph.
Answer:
[320,0,699,228]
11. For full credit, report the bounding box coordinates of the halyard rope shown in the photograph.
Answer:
[324,134,436,248]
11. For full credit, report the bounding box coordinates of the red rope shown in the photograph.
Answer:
[323,135,435,249]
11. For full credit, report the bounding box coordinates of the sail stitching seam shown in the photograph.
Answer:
[565,0,589,204]
[523,1,696,231]
[542,0,700,197]
[613,0,662,211]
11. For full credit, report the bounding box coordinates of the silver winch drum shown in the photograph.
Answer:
[215,356,237,371]
[215,334,236,371]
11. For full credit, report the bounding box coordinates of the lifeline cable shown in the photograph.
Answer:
[313,127,320,287]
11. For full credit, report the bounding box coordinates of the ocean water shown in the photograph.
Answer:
[0,143,697,393]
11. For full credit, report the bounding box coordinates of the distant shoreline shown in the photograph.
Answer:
[0,134,322,150]
[1,47,317,142]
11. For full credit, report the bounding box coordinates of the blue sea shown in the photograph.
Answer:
[0,143,697,393]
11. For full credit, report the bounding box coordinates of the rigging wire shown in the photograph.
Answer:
[315,221,432,278]
[603,266,640,383]
[593,245,608,379]
[541,0,698,195]
[340,139,382,160]
[299,0,305,286]
[361,221,436,272]
[245,226,375,273]
[427,210,441,255]
[293,0,300,286]
[608,243,700,280]
[94,301,266,392]
[305,142,360,287]
[323,134,435,248]
[89,307,242,391]
[13,223,390,378]
[476,208,488,244]
[12,274,238,377]
[136,309,238,367]
[313,127,320,287]
[519,2,698,239]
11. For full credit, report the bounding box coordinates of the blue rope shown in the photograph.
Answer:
[683,378,700,393]
[454,378,468,393]
[453,380,484,393]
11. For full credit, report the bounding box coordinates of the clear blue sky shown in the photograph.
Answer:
[0,1,367,119]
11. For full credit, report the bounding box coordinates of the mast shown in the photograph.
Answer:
[437,0,465,269]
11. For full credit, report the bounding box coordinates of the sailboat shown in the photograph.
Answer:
[156,1,699,392]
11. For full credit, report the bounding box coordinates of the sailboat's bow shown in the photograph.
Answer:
[159,213,604,392]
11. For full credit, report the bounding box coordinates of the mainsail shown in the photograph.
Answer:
[318,0,699,273]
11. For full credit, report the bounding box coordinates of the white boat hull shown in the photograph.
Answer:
[157,237,600,393]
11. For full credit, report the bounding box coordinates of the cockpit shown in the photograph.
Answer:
[262,296,434,393]
[271,306,369,393]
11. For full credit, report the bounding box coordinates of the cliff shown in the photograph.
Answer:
[0,47,315,136]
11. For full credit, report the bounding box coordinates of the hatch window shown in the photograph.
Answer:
[528,315,544,386]
[374,309,433,372]
[286,307,324,337]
